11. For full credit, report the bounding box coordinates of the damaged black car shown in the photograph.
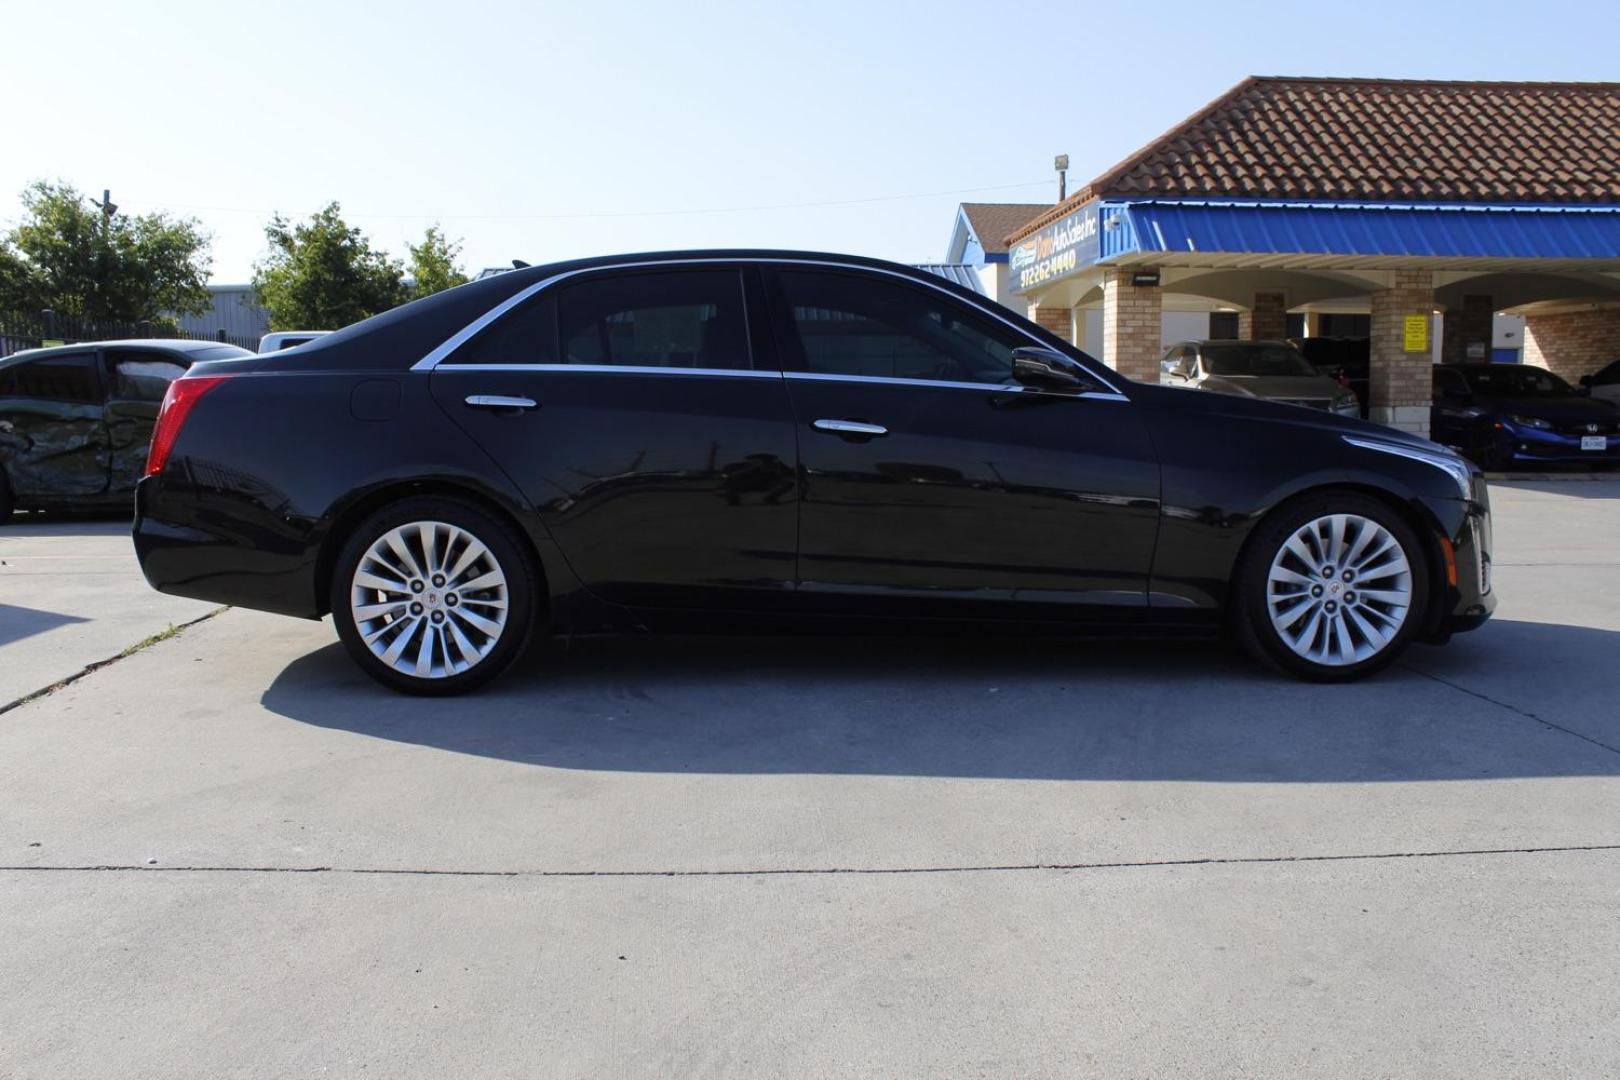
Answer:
[0,339,252,522]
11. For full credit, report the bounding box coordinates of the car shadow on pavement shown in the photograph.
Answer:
[0,603,90,648]
[260,618,1620,783]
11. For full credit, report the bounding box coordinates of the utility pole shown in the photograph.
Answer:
[1054,155,1069,203]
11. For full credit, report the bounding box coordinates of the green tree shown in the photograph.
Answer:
[408,225,469,298]
[0,180,212,325]
[252,202,407,330]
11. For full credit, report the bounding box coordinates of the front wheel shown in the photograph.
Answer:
[331,497,538,695]
[1235,494,1429,682]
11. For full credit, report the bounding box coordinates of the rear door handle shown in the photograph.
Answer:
[465,394,537,412]
[812,418,888,437]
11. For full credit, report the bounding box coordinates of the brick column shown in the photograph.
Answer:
[1249,291,1288,340]
[1369,271,1435,435]
[1442,294,1494,365]
[1028,302,1073,344]
[1102,269,1162,382]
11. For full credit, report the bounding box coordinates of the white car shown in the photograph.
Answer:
[1580,358,1620,406]
[258,331,330,353]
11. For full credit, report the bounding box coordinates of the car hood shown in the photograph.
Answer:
[1136,381,1433,451]
[1485,396,1620,423]
[1201,374,1347,400]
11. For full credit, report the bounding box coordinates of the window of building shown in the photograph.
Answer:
[775,270,1025,385]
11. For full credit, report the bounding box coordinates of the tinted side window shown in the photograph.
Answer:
[557,270,750,370]
[9,353,101,404]
[775,270,1025,384]
[107,350,187,402]
[448,296,557,365]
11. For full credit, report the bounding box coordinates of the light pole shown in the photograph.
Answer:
[1054,155,1069,202]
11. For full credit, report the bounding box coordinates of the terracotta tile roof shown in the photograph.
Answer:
[958,203,1052,253]
[1008,77,1620,243]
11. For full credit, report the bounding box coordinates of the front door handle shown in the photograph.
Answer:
[465,394,537,412]
[812,418,888,437]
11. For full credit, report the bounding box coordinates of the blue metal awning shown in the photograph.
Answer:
[1100,199,1620,264]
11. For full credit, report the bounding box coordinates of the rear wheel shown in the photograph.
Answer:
[1235,494,1428,681]
[330,497,538,695]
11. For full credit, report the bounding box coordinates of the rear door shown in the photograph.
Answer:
[0,351,110,498]
[103,348,189,494]
[763,265,1161,619]
[428,264,800,611]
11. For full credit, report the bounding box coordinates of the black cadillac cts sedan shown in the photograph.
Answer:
[134,251,1494,694]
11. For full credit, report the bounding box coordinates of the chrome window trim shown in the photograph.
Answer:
[786,370,1128,401]
[433,363,782,379]
[412,256,1128,397]
[428,363,1125,400]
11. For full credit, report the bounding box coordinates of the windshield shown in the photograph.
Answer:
[1202,344,1317,378]
[1457,365,1575,399]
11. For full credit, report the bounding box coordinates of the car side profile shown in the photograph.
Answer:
[0,339,253,522]
[1160,340,1361,417]
[133,251,1494,694]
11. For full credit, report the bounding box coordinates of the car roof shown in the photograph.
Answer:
[0,338,249,371]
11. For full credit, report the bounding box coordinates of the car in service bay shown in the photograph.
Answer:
[1431,363,1620,469]
[1,339,253,522]
[132,251,1494,694]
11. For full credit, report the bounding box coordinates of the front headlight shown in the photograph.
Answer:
[1342,436,1474,499]
[1506,414,1553,431]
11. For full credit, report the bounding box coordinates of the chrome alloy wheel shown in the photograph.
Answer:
[1265,513,1413,667]
[349,520,510,679]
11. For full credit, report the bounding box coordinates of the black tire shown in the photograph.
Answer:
[1233,492,1429,682]
[330,496,539,695]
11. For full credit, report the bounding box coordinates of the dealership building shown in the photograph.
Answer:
[957,78,1620,433]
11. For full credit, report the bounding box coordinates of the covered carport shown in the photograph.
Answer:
[1008,78,1620,434]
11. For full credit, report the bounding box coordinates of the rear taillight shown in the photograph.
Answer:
[145,375,229,477]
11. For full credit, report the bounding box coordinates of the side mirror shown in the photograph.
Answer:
[1010,347,1100,395]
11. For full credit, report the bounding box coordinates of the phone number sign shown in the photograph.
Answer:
[1009,202,1100,293]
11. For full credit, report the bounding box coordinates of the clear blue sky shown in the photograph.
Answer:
[2,0,1615,284]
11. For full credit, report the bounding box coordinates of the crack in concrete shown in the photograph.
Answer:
[1402,662,1620,758]
[4,843,1617,880]
[0,607,228,718]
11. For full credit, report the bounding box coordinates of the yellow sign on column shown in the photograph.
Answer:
[1402,315,1429,353]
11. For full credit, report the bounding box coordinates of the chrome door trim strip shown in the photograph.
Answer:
[784,370,1129,401]
[432,363,782,379]
[412,256,1128,397]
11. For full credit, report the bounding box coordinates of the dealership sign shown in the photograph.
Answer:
[1009,201,1100,293]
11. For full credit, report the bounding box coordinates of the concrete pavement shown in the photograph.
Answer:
[1,481,1617,1077]
[0,517,218,705]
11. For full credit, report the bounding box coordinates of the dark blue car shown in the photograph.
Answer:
[1432,364,1620,470]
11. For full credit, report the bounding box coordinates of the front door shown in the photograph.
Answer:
[429,265,799,611]
[0,350,110,499]
[764,267,1161,619]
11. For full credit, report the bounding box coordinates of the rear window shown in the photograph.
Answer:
[188,345,253,362]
